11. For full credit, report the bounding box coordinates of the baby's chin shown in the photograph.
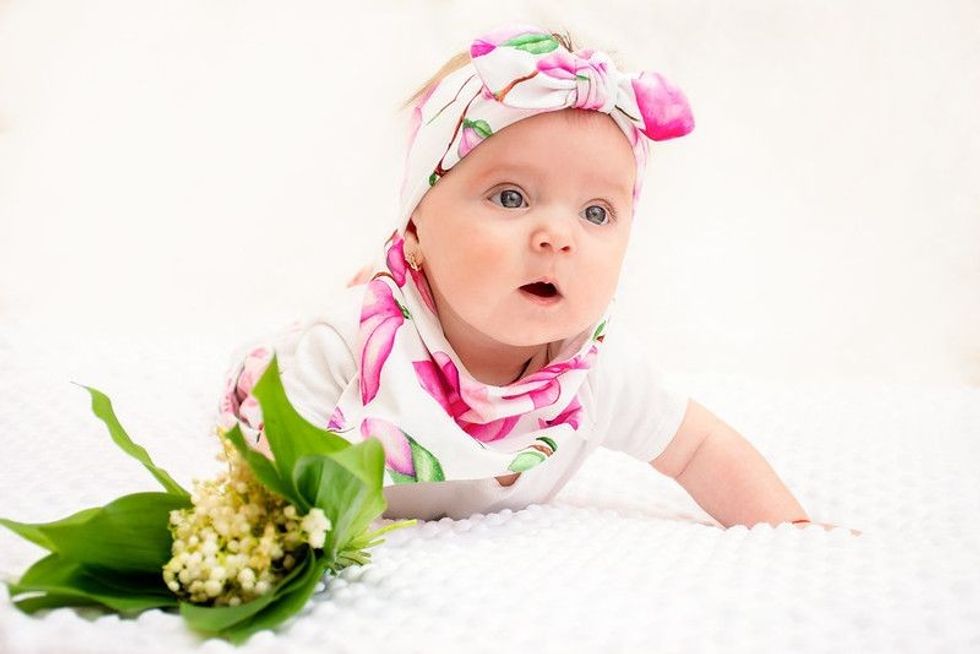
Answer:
[489,321,595,350]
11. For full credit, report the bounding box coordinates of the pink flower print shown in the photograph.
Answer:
[217,346,272,432]
[407,84,437,149]
[500,345,597,408]
[538,395,583,431]
[413,351,470,418]
[238,395,263,433]
[536,50,587,80]
[458,118,493,158]
[409,267,438,314]
[463,415,520,443]
[401,84,439,200]
[327,405,345,431]
[500,377,561,409]
[217,372,241,432]
[470,25,553,58]
[361,417,412,477]
[359,279,407,404]
[360,416,445,483]
[385,231,408,287]
[470,38,496,59]
[236,347,271,398]
[536,50,610,111]
[384,230,437,312]
[631,71,695,141]
[626,124,649,208]
[215,350,274,458]
[413,351,520,443]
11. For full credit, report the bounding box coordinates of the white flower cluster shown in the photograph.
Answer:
[162,432,332,606]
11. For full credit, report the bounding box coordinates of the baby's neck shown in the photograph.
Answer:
[450,334,555,386]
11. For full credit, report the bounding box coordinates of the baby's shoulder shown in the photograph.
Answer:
[223,284,365,372]
[301,283,366,345]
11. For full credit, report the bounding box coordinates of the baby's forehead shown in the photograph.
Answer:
[468,152,634,199]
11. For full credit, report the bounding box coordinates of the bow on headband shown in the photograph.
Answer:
[397,23,695,227]
[469,26,695,141]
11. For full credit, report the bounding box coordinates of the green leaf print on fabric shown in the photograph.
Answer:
[361,417,446,484]
[463,118,493,139]
[387,469,416,485]
[428,172,440,186]
[396,299,411,320]
[507,450,546,473]
[502,33,559,55]
[535,436,558,453]
[408,437,445,483]
[592,320,606,341]
[506,435,559,474]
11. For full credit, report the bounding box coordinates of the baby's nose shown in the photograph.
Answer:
[532,218,574,252]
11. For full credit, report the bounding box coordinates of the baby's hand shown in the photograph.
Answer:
[795,521,862,536]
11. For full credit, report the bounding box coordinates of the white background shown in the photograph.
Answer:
[1,0,977,386]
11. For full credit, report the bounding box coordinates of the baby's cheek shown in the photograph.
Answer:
[578,261,620,314]
[453,230,510,283]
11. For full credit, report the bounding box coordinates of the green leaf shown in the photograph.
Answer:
[1,492,188,573]
[409,437,445,482]
[179,548,322,643]
[6,553,178,615]
[293,438,387,560]
[73,383,189,499]
[508,450,546,473]
[0,505,103,554]
[222,424,296,504]
[536,436,558,453]
[387,469,416,485]
[341,519,417,556]
[502,33,559,55]
[463,118,493,139]
[220,556,327,645]
[250,355,350,507]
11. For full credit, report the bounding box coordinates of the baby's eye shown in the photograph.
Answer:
[490,188,527,209]
[583,204,613,226]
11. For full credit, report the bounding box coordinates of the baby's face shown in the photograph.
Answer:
[411,109,636,348]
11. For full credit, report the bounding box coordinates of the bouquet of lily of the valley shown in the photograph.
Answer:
[0,355,415,643]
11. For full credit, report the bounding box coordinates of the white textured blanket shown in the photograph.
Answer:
[1,323,978,653]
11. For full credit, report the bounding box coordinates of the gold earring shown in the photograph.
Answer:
[406,248,422,271]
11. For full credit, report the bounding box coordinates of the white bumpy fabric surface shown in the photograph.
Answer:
[0,322,978,654]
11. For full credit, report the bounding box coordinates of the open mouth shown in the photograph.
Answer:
[519,281,561,300]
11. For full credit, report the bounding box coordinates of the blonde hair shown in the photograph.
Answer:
[399,29,581,112]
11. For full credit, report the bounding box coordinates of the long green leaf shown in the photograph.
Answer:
[249,355,349,506]
[2,492,188,573]
[0,505,105,553]
[6,553,178,615]
[73,383,190,499]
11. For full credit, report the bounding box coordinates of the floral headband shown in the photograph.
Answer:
[397,23,696,228]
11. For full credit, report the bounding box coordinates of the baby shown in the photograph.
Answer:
[217,23,854,533]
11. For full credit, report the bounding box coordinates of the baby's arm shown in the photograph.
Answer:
[651,399,860,535]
